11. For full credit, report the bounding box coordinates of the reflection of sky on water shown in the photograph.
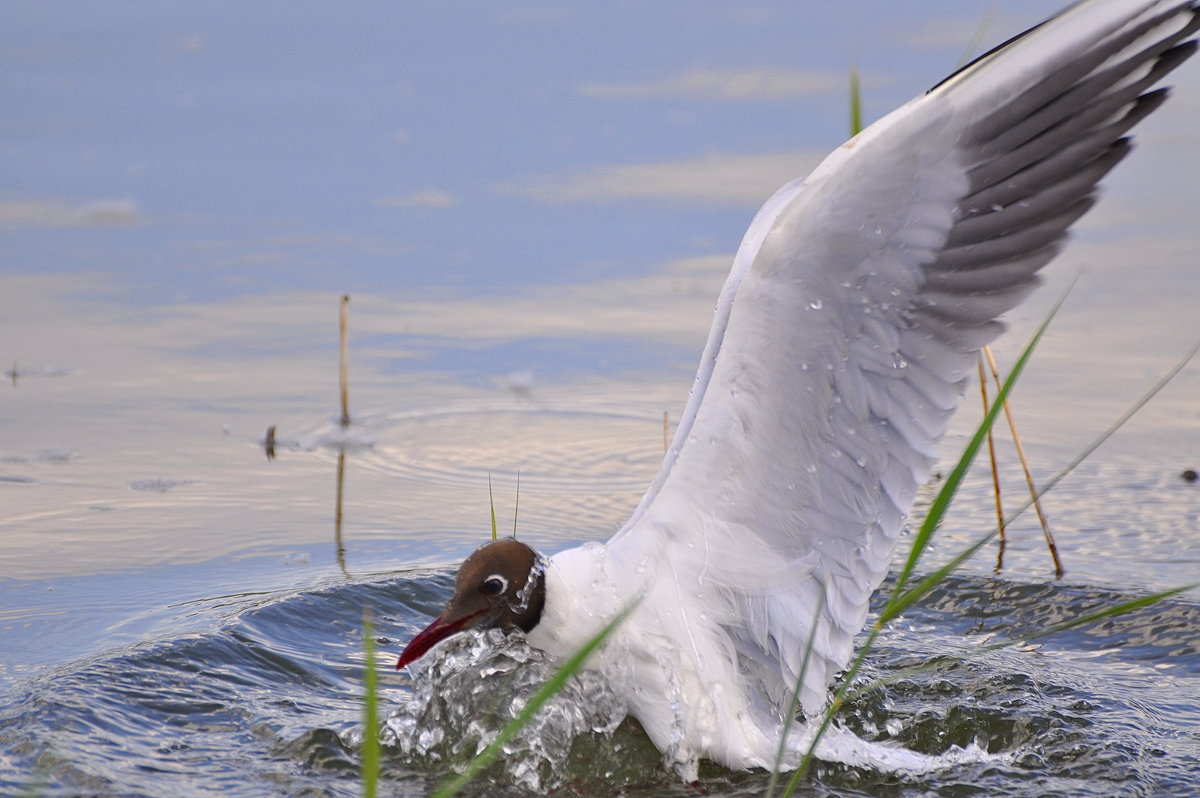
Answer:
[2,0,1199,600]
[7,1,1115,300]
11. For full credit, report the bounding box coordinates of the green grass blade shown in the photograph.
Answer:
[849,65,862,137]
[512,469,520,538]
[882,528,1000,624]
[839,654,956,705]
[991,582,1200,649]
[431,598,640,798]
[1024,337,1200,508]
[361,611,380,798]
[488,474,497,541]
[955,8,995,69]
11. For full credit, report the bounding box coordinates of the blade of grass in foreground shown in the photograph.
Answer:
[361,611,380,798]
[430,598,640,798]
[512,469,521,538]
[989,582,1200,649]
[849,65,862,137]
[488,475,498,541]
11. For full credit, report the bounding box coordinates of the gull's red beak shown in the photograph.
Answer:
[395,610,484,670]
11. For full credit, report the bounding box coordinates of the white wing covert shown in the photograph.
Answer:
[607,0,1200,725]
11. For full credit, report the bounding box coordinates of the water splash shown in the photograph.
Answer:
[386,629,627,792]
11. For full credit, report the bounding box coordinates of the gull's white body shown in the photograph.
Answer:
[517,0,1200,779]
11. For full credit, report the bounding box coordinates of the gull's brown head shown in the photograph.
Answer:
[396,538,545,669]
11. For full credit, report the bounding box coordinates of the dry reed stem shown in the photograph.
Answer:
[335,451,349,577]
[339,294,350,428]
[983,345,1064,577]
[977,352,1007,571]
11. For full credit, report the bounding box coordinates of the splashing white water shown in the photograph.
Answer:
[384,628,628,792]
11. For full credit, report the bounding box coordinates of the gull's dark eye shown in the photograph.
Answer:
[481,574,508,597]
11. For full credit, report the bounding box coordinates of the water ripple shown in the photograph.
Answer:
[0,569,1197,797]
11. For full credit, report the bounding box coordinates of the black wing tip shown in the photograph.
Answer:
[928,2,1200,97]
[926,18,1051,95]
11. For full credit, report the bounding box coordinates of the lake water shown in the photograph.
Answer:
[2,1,1199,795]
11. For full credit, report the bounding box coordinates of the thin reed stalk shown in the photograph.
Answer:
[339,294,351,428]
[982,346,1062,576]
[977,352,1007,571]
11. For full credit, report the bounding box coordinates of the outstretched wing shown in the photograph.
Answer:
[609,0,1200,718]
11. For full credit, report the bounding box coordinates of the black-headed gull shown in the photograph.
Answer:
[397,0,1199,780]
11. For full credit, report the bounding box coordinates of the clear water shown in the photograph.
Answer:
[3,1,1199,796]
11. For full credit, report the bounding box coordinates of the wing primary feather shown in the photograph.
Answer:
[963,137,1131,214]
[980,30,1195,159]
[950,160,1123,246]
[924,247,1058,293]
[962,4,1179,145]
[930,202,1088,276]
[968,62,1187,193]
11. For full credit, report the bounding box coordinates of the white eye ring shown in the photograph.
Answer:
[481,574,508,596]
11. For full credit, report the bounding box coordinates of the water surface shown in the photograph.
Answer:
[2,1,1199,795]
